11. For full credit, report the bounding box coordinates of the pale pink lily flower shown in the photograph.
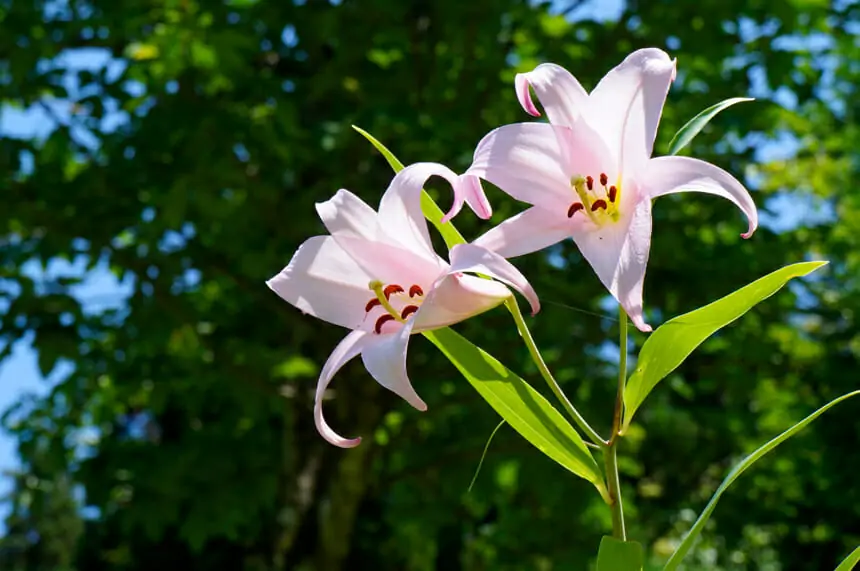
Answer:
[461,48,757,332]
[267,163,540,448]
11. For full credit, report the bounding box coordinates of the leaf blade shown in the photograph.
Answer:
[424,327,606,497]
[667,97,755,156]
[835,546,860,571]
[663,390,860,571]
[623,261,827,431]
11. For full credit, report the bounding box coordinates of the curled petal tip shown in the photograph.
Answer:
[339,436,363,448]
[416,401,429,412]
[515,73,541,117]
[627,311,652,333]
[453,174,492,220]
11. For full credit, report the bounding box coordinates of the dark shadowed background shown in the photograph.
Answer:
[1,0,859,569]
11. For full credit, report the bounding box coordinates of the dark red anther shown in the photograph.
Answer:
[599,173,608,186]
[567,202,585,218]
[374,314,396,334]
[400,305,419,319]
[585,175,594,191]
[591,199,608,212]
[608,185,617,203]
[383,284,404,299]
[409,284,424,298]
[365,298,382,312]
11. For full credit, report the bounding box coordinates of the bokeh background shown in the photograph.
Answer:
[1,0,859,569]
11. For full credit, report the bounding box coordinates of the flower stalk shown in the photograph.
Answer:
[506,297,606,447]
[604,304,629,540]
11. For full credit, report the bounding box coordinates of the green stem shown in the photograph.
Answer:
[603,444,626,540]
[604,304,629,540]
[505,298,606,447]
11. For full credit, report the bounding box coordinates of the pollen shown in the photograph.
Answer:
[599,173,608,186]
[409,284,423,298]
[374,314,396,334]
[608,186,617,203]
[568,202,585,218]
[585,176,594,191]
[365,298,382,312]
[400,305,419,319]
[591,199,608,212]
[383,284,404,299]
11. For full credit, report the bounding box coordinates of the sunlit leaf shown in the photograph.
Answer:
[664,390,860,571]
[667,97,755,156]
[623,261,827,431]
[351,125,466,249]
[424,327,607,498]
[835,546,860,571]
[597,536,643,571]
[125,42,160,61]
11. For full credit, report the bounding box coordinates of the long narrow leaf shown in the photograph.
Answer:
[835,546,860,571]
[664,390,860,570]
[667,97,754,156]
[351,125,466,249]
[424,327,607,498]
[623,261,826,432]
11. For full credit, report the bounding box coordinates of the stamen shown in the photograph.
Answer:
[400,305,419,319]
[608,186,617,203]
[365,298,382,312]
[599,173,608,186]
[368,281,406,324]
[374,314,396,334]
[383,284,404,299]
[409,284,423,298]
[567,202,585,218]
[591,199,608,211]
[585,176,594,191]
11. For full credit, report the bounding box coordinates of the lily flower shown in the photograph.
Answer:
[267,163,540,448]
[462,48,758,331]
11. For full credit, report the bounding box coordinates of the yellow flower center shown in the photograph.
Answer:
[568,172,621,224]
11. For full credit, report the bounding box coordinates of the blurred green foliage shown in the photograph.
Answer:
[1,0,859,569]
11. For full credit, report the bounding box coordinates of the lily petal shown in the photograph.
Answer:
[473,206,573,259]
[467,123,574,211]
[572,200,653,332]
[379,162,459,261]
[447,243,541,315]
[584,48,676,175]
[361,321,427,412]
[640,155,758,238]
[515,63,588,126]
[315,329,374,448]
[413,273,511,331]
[316,188,381,241]
[442,174,493,223]
[267,236,376,330]
[332,234,444,289]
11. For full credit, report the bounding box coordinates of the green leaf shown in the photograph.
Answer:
[663,390,860,571]
[835,546,860,571]
[666,97,755,156]
[468,420,506,492]
[597,536,644,571]
[351,125,466,249]
[424,327,607,498]
[623,261,827,431]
